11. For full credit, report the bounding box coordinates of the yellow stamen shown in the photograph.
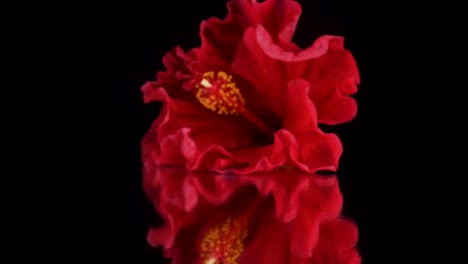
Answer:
[195,71,246,116]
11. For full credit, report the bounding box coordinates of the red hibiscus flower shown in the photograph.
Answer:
[144,166,350,263]
[142,0,359,174]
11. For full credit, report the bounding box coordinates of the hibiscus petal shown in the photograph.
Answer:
[282,79,318,132]
[189,144,275,173]
[269,130,302,169]
[142,46,198,102]
[178,128,339,174]
[190,129,332,174]
[142,86,339,174]
[141,103,285,174]
[158,128,198,166]
[283,79,343,172]
[199,0,302,70]
[231,27,288,114]
[232,25,359,125]
[142,86,265,163]
[142,83,342,175]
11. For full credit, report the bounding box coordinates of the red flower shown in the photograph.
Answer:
[142,1,359,174]
[144,166,349,263]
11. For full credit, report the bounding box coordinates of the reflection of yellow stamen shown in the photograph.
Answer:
[195,71,246,116]
[199,216,248,264]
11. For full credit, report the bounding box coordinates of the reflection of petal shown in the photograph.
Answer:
[144,166,345,261]
[191,173,244,205]
[311,218,361,263]
[182,177,198,211]
[290,206,320,258]
[241,169,342,223]
[239,216,291,263]
[155,166,196,210]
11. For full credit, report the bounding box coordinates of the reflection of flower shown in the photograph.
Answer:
[141,0,359,174]
[144,167,346,263]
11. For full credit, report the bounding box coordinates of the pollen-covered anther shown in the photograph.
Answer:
[199,216,248,264]
[195,71,246,116]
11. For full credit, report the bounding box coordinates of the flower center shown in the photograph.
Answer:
[198,196,264,264]
[194,71,275,137]
[195,71,246,116]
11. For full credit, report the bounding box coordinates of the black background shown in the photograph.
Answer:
[19,0,416,262]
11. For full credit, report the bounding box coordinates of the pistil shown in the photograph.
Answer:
[193,71,275,137]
